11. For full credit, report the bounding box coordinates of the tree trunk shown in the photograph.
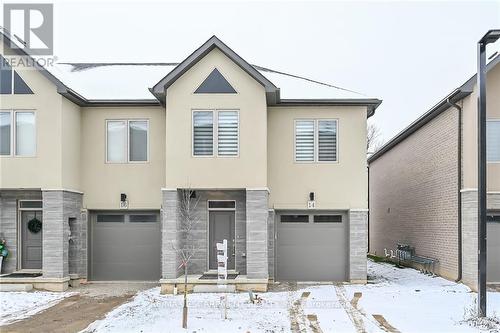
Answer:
[182,263,188,329]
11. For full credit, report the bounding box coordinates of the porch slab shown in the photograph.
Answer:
[0,276,70,292]
[0,283,33,292]
[160,274,268,294]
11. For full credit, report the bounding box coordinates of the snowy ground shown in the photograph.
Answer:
[0,291,71,325]
[83,260,500,333]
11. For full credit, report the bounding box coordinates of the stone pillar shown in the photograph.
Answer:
[161,189,180,279]
[461,190,478,291]
[349,209,368,283]
[246,189,269,280]
[267,209,275,280]
[69,209,88,279]
[42,190,82,279]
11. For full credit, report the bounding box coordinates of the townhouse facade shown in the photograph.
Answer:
[368,55,500,289]
[0,32,381,291]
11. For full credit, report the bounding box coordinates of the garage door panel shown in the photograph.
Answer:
[91,212,161,281]
[488,222,500,282]
[276,212,347,281]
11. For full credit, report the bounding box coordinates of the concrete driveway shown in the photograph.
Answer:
[1,282,156,333]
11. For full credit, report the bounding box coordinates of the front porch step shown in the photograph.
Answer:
[193,284,236,293]
[0,283,33,292]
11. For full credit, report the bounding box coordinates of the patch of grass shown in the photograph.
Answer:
[367,254,385,262]
[367,254,404,269]
[461,299,500,332]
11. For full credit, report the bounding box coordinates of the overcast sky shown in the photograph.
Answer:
[3,0,499,143]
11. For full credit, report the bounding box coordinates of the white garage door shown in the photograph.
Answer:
[276,211,348,281]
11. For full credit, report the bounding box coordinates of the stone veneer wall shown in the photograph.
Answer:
[161,189,180,279]
[68,208,87,279]
[246,189,269,280]
[267,209,275,280]
[0,190,42,274]
[462,190,500,290]
[349,209,368,282]
[42,190,82,279]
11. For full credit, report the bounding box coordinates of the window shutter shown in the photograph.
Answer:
[318,120,337,161]
[218,111,238,156]
[295,120,315,161]
[487,120,500,162]
[193,111,214,156]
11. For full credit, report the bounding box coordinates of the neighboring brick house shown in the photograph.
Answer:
[368,55,500,290]
[0,30,381,292]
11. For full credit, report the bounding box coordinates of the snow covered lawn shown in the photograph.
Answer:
[0,291,71,325]
[84,261,500,333]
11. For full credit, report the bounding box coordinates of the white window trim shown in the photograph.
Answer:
[0,109,37,157]
[192,109,239,158]
[487,119,500,164]
[294,118,339,164]
[105,119,150,164]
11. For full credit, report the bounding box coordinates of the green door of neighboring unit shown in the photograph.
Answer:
[90,211,161,281]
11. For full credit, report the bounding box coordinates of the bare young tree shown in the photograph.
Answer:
[367,123,382,154]
[174,188,201,329]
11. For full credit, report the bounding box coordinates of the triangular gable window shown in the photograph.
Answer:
[0,55,34,94]
[194,68,236,94]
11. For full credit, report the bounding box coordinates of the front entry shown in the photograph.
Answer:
[21,210,43,269]
[209,211,235,270]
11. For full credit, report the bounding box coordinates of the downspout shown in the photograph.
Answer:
[447,98,463,282]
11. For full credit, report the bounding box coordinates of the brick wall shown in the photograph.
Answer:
[369,107,460,280]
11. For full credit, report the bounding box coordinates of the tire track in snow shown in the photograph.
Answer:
[334,284,367,333]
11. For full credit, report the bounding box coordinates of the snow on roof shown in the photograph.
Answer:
[52,62,371,101]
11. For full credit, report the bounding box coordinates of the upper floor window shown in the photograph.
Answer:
[193,110,239,157]
[106,119,148,163]
[295,119,337,163]
[0,55,33,94]
[0,110,36,156]
[487,120,500,162]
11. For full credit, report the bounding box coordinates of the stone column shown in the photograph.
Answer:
[461,190,478,291]
[42,190,82,279]
[267,209,275,280]
[349,209,368,283]
[246,189,269,280]
[161,189,180,279]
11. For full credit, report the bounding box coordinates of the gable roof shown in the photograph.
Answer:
[1,29,381,114]
[151,36,279,104]
[368,53,500,164]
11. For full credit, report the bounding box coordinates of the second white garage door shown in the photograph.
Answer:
[276,211,348,281]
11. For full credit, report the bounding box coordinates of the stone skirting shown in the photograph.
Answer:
[160,276,268,294]
[0,276,70,292]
